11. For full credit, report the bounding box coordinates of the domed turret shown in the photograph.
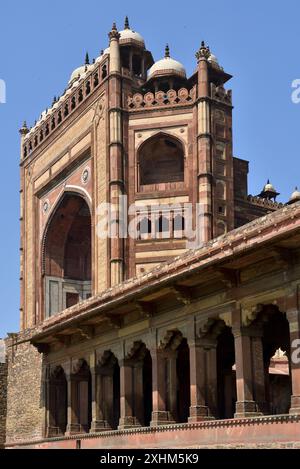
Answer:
[68,53,91,85]
[118,16,145,48]
[258,180,280,201]
[288,187,300,204]
[208,53,220,67]
[148,44,186,80]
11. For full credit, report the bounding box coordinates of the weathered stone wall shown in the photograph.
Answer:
[0,352,8,449]
[5,334,44,444]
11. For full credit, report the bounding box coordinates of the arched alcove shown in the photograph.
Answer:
[139,134,185,189]
[43,193,92,317]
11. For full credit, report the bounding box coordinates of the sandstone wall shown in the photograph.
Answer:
[5,334,44,444]
[0,357,8,448]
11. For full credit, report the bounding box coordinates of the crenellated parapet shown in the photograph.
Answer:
[211,83,232,105]
[127,86,196,110]
[21,58,109,160]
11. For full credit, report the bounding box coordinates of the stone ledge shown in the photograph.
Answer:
[5,414,300,448]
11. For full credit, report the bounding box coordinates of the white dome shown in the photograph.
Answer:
[148,56,186,80]
[119,29,145,47]
[290,188,300,202]
[69,65,86,84]
[208,54,219,65]
[264,182,277,193]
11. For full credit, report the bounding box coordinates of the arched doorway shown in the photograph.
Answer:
[252,306,292,415]
[94,351,120,431]
[198,319,236,419]
[43,193,91,318]
[162,330,190,423]
[127,342,153,427]
[47,366,67,437]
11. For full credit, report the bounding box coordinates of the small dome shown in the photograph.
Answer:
[208,53,219,65]
[119,29,145,47]
[263,181,277,193]
[69,65,86,84]
[119,17,145,48]
[148,45,186,80]
[290,187,300,202]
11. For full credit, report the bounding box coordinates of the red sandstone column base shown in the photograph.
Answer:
[150,411,176,427]
[234,400,263,418]
[118,416,141,430]
[290,395,300,415]
[188,405,215,423]
[46,426,64,438]
[90,420,112,433]
[65,423,86,435]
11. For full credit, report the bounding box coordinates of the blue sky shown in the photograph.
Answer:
[0,0,299,337]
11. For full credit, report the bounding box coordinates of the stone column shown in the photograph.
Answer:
[196,42,213,243]
[188,340,215,422]
[118,360,140,429]
[287,308,300,414]
[233,327,262,418]
[65,374,81,435]
[91,369,111,432]
[108,23,125,287]
[151,349,174,426]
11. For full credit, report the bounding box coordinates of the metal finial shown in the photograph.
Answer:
[125,16,130,29]
[165,44,170,58]
[85,52,90,65]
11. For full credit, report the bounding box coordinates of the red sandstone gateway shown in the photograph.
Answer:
[1,17,300,450]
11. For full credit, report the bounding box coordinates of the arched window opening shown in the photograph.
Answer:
[132,54,142,77]
[216,221,227,237]
[156,215,170,238]
[44,193,92,318]
[139,135,185,188]
[138,217,152,239]
[173,213,185,238]
[121,47,130,70]
[102,65,107,80]
[216,180,226,200]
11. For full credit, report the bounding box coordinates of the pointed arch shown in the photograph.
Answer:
[138,132,185,187]
[42,191,92,318]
